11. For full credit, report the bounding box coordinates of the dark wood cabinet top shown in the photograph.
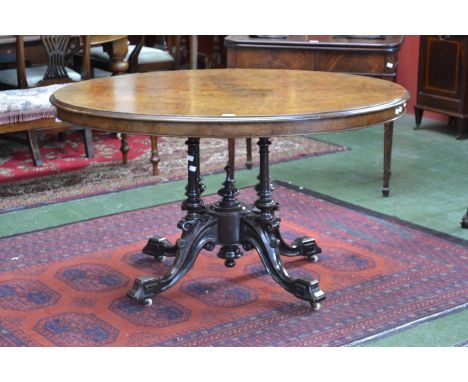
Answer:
[51,68,409,138]
[225,35,405,51]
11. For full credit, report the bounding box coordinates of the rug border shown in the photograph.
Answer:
[276,180,468,346]
[276,180,468,248]
[342,302,468,347]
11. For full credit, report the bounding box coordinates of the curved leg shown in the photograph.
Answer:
[274,230,321,262]
[128,215,217,305]
[242,217,325,309]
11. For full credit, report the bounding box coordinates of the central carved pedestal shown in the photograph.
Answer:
[127,138,325,309]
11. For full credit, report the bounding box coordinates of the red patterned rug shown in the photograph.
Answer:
[0,131,149,183]
[0,133,345,211]
[0,183,466,346]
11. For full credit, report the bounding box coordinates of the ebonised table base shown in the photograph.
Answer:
[127,137,325,309]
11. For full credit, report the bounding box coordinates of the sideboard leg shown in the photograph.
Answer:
[461,209,468,228]
[414,107,424,130]
[456,118,467,140]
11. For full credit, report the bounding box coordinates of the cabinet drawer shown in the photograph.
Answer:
[229,48,316,70]
[314,51,392,76]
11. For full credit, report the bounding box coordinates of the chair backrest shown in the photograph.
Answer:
[127,35,145,74]
[128,35,180,73]
[15,35,91,89]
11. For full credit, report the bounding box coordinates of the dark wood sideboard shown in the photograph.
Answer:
[225,35,405,196]
[414,36,468,139]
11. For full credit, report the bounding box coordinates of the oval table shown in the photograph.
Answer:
[51,68,409,310]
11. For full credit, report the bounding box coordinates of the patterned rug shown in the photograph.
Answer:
[0,133,345,211]
[0,183,466,346]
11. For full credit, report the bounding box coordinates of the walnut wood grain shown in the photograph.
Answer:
[51,68,409,138]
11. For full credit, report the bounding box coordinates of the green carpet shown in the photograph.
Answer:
[1,114,466,346]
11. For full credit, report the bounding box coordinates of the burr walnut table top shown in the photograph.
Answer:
[51,68,409,138]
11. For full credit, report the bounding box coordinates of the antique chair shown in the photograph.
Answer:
[81,36,176,175]
[0,35,94,166]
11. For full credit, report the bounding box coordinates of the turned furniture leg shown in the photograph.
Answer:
[150,136,160,176]
[27,130,43,166]
[105,38,129,76]
[382,122,394,197]
[82,128,94,158]
[245,138,253,169]
[120,133,129,165]
[242,137,324,308]
[228,138,235,179]
[189,35,198,69]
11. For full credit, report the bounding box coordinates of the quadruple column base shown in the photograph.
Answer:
[127,137,325,310]
[128,203,325,309]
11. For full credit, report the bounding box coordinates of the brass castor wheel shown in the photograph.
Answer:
[310,302,321,311]
[308,254,319,263]
[143,298,153,307]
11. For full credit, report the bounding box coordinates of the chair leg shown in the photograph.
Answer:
[120,133,129,164]
[82,128,94,158]
[150,136,160,176]
[27,130,43,166]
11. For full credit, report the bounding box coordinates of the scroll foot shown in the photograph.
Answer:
[292,278,325,305]
[276,233,321,262]
[142,235,178,261]
[127,275,160,304]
